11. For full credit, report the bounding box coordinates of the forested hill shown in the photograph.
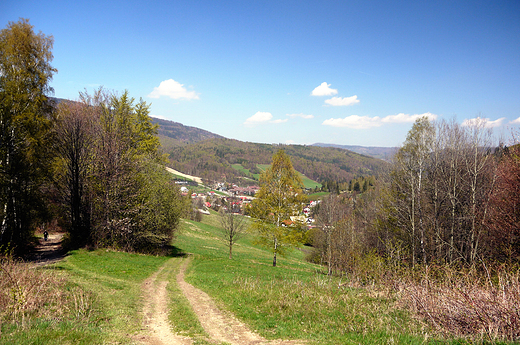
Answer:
[151,117,224,145]
[160,136,389,184]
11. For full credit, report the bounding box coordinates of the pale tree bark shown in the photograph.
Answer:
[461,119,496,265]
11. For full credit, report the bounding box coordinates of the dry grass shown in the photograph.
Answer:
[394,265,520,343]
[0,256,95,327]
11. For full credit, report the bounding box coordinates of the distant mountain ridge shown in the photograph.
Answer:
[313,143,397,161]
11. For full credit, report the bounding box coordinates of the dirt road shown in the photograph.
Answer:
[140,257,303,345]
[30,232,67,267]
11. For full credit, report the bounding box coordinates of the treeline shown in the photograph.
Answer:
[315,176,376,195]
[0,19,187,254]
[311,117,520,271]
[164,137,388,185]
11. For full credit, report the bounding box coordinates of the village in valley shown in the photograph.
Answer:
[176,179,318,226]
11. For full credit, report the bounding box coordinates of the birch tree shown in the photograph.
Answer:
[390,117,434,265]
[249,150,307,267]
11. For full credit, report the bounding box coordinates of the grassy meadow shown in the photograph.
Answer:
[5,212,515,344]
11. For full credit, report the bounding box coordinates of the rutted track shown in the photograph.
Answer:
[140,257,304,345]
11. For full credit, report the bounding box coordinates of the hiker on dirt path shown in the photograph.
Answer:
[43,230,48,241]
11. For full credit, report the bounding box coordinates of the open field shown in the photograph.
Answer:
[166,167,203,184]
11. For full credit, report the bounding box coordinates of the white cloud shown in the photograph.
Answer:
[381,112,438,123]
[311,82,338,96]
[244,111,272,125]
[322,112,438,129]
[287,113,314,119]
[512,117,520,124]
[148,79,199,100]
[322,115,382,129]
[462,117,505,128]
[245,112,288,125]
[324,95,360,106]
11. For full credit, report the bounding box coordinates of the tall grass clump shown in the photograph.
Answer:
[0,255,99,344]
[397,264,520,343]
[324,249,520,343]
[0,256,93,325]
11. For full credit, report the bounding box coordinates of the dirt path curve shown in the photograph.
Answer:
[30,233,67,267]
[176,257,303,345]
[140,261,193,345]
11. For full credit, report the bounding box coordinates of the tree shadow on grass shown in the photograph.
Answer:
[165,245,189,258]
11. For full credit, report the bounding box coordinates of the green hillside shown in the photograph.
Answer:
[231,163,322,189]
[160,137,388,185]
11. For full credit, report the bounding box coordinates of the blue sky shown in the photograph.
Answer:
[2,0,520,147]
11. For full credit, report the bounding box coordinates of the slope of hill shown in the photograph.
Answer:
[152,117,224,146]
[165,138,388,185]
[313,143,397,161]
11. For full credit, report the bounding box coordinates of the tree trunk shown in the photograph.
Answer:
[273,239,278,267]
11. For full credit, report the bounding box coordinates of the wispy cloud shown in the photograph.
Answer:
[287,113,314,119]
[150,114,168,120]
[324,96,360,106]
[323,115,382,129]
[322,112,438,129]
[272,119,288,124]
[311,82,338,96]
[512,117,520,124]
[148,79,199,100]
[382,112,437,123]
[462,117,505,128]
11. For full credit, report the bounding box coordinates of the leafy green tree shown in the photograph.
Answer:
[55,88,187,252]
[89,90,162,250]
[132,160,189,252]
[249,150,307,266]
[0,19,57,252]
